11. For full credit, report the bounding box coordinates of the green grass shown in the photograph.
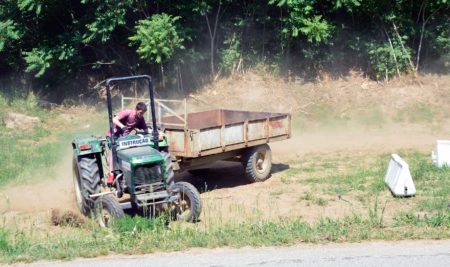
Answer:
[0,93,106,187]
[301,191,328,206]
[394,103,435,123]
[0,210,448,263]
[0,93,57,186]
[355,108,386,128]
[280,150,450,220]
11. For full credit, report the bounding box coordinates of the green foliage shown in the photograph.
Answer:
[129,13,184,64]
[220,32,241,74]
[0,20,20,51]
[17,0,45,16]
[270,0,334,44]
[0,228,9,253]
[82,0,135,44]
[0,0,449,88]
[299,15,333,43]
[367,39,413,79]
[22,48,53,77]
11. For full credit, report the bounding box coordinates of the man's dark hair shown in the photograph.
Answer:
[135,102,147,112]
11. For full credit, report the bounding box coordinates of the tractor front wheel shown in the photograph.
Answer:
[172,182,202,222]
[94,195,124,227]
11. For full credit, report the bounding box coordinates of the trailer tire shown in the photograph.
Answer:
[242,144,272,182]
[171,182,202,222]
[73,155,101,216]
[94,195,124,227]
[161,151,175,186]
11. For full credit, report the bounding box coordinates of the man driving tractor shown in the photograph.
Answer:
[109,102,150,137]
[107,102,149,184]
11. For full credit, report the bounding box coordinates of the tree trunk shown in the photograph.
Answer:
[205,3,222,78]
[160,63,165,89]
[392,22,416,74]
[383,27,401,77]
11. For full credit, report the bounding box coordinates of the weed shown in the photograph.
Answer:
[301,191,328,206]
[269,191,283,199]
[368,196,387,228]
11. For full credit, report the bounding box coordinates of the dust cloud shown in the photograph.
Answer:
[0,147,77,214]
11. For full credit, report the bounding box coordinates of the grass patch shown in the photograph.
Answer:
[301,191,328,206]
[310,104,350,129]
[269,191,283,199]
[395,103,435,123]
[355,108,385,127]
[0,210,448,264]
[0,93,106,187]
[282,150,450,223]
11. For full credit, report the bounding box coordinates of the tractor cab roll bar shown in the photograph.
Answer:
[105,75,159,172]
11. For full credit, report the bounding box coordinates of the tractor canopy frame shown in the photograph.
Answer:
[105,75,159,173]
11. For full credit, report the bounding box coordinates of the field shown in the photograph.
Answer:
[0,73,449,263]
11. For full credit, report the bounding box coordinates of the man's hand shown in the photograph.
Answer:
[121,126,127,132]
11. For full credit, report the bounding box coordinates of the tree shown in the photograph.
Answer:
[192,0,230,78]
[129,13,184,87]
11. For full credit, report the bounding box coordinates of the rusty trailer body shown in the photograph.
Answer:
[161,109,291,172]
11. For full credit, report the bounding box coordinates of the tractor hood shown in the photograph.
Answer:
[117,146,163,166]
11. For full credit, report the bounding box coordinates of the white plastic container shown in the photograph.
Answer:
[431,140,450,167]
[384,154,416,197]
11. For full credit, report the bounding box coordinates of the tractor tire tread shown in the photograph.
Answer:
[173,181,202,222]
[161,151,174,186]
[94,195,124,227]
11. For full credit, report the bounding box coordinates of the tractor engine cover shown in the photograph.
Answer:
[116,145,165,190]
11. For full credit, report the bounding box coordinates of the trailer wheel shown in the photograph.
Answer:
[242,144,272,182]
[171,182,202,222]
[161,151,175,186]
[94,195,124,227]
[73,155,101,216]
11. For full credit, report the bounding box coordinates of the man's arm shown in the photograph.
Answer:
[113,110,130,131]
[113,117,126,129]
[137,117,150,134]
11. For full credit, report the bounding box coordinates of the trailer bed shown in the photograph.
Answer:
[161,109,291,158]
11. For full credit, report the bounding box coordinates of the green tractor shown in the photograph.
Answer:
[72,75,202,226]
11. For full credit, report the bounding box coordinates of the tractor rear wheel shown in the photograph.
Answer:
[94,195,124,227]
[172,182,202,222]
[73,155,101,216]
[242,144,272,182]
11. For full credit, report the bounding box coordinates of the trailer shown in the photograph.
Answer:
[121,96,291,182]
